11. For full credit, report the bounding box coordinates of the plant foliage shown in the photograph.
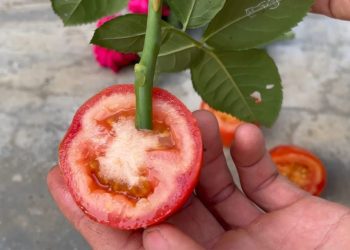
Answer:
[52,0,315,126]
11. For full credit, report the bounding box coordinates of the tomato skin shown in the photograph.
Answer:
[59,84,203,229]
[270,145,327,196]
[200,102,243,147]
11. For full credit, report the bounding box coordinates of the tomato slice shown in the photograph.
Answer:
[200,102,243,147]
[59,84,203,229]
[270,145,326,196]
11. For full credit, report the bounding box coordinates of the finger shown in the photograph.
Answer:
[230,124,309,211]
[312,0,350,20]
[167,196,224,248]
[47,166,142,250]
[211,230,259,250]
[193,111,262,228]
[143,224,203,250]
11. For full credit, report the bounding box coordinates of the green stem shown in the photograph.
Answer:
[135,0,163,130]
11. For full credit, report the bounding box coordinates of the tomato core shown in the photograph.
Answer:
[81,108,178,203]
[277,162,311,188]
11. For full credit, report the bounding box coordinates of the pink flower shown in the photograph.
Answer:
[96,15,116,27]
[92,15,139,73]
[128,0,170,16]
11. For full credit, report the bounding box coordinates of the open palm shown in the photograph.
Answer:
[48,111,350,250]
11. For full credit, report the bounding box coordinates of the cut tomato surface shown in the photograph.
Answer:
[200,102,243,147]
[270,145,326,196]
[59,84,203,229]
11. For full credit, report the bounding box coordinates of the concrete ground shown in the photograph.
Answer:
[0,1,349,249]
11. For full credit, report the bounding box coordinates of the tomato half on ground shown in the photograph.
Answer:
[200,102,243,147]
[270,145,326,196]
[59,84,203,229]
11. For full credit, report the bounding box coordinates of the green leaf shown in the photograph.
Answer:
[51,0,128,26]
[91,14,148,53]
[92,14,202,72]
[91,14,179,53]
[167,0,226,30]
[258,30,295,48]
[157,29,202,72]
[272,30,295,43]
[203,0,314,50]
[191,49,282,126]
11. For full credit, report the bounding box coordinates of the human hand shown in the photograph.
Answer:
[313,0,350,20]
[48,111,350,249]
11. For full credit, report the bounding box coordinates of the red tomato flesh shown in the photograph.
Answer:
[270,145,326,196]
[200,102,243,147]
[59,84,203,229]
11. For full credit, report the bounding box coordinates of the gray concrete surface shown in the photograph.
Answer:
[0,1,350,249]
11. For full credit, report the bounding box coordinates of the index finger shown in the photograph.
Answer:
[230,124,309,211]
[193,111,262,228]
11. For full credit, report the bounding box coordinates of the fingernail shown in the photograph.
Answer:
[144,228,169,250]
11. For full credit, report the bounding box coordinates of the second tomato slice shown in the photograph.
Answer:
[270,145,326,196]
[200,102,243,147]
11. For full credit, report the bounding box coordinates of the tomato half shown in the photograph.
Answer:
[59,84,203,229]
[200,102,243,147]
[270,145,326,196]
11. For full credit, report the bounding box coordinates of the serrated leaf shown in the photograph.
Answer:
[51,0,128,26]
[167,0,226,30]
[258,30,295,48]
[203,0,314,50]
[92,14,201,71]
[191,49,282,126]
[91,14,148,53]
[268,30,295,44]
[91,14,177,53]
[156,29,202,72]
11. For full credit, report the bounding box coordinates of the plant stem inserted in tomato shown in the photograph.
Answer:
[59,85,203,229]
[134,0,163,130]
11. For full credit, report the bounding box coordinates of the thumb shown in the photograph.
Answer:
[143,224,203,250]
